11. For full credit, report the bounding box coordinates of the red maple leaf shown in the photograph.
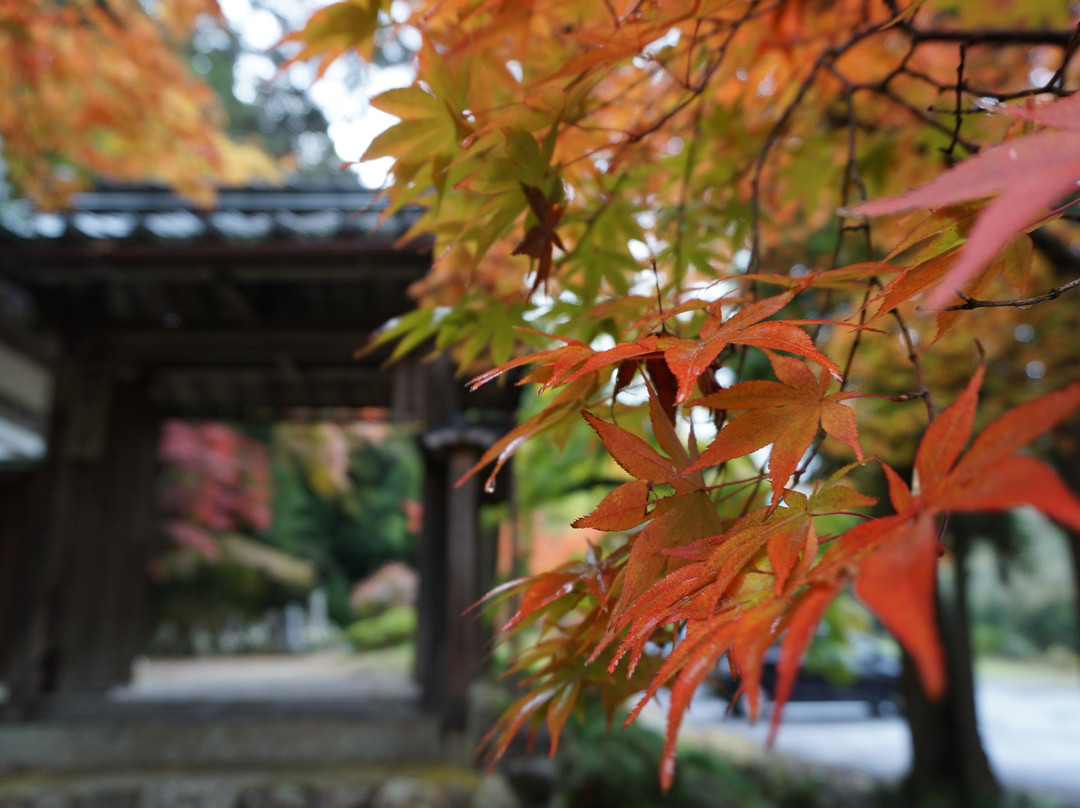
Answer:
[686,352,863,504]
[512,183,566,294]
[776,368,1080,726]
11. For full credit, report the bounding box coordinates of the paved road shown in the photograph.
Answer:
[642,674,1080,806]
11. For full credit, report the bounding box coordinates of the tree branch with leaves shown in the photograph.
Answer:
[289,0,1080,794]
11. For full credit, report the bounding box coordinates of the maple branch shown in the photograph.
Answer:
[622,1,764,147]
[941,44,967,166]
[950,25,1080,103]
[907,27,1076,47]
[671,101,705,282]
[748,16,902,270]
[559,171,630,264]
[893,309,934,421]
[927,277,1080,311]
[827,76,876,391]
[1048,24,1080,92]
[864,273,935,421]
[856,392,935,403]
[872,86,981,154]
[791,433,826,487]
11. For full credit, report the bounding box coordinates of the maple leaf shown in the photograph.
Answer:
[609,481,861,687]
[662,293,842,403]
[479,542,664,761]
[512,183,567,295]
[461,373,596,492]
[581,410,677,483]
[281,0,388,75]
[572,478,652,531]
[578,406,726,613]
[813,369,1080,701]
[612,355,681,422]
[554,335,663,389]
[916,371,1080,528]
[847,94,1080,308]
[686,353,863,504]
[864,235,1034,341]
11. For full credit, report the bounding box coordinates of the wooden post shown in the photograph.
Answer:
[2,365,160,717]
[413,448,448,713]
[0,471,47,682]
[443,444,483,728]
[415,422,504,730]
[52,377,159,693]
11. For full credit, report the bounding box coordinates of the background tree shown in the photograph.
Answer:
[266,421,422,624]
[149,417,423,656]
[0,0,279,206]
[284,2,1080,805]
[154,419,422,632]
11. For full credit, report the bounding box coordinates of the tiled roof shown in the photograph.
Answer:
[0,184,423,245]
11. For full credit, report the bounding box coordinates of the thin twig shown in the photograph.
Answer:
[923,277,1080,311]
[941,44,966,165]
[890,303,935,421]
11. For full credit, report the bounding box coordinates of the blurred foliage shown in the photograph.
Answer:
[265,422,422,625]
[513,389,622,514]
[345,605,417,650]
[188,0,343,180]
[802,595,889,687]
[150,420,422,641]
[0,0,279,207]
[554,704,895,808]
[964,510,1079,656]
[556,706,765,808]
[145,556,306,649]
[156,420,273,566]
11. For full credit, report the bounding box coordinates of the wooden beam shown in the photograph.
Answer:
[98,330,379,363]
[0,471,47,681]
[148,367,399,415]
[413,455,444,713]
[1,262,429,285]
[0,239,431,274]
[150,366,393,387]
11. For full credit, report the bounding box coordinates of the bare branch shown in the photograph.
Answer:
[908,27,1076,47]
[925,277,1080,311]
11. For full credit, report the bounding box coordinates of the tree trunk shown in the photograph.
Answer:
[902,524,1000,808]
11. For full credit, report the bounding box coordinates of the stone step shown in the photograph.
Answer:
[0,709,444,775]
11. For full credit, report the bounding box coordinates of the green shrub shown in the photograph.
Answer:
[556,708,764,808]
[345,605,417,650]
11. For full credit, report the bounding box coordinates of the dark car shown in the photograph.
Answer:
[714,636,902,718]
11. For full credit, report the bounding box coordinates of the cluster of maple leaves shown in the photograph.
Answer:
[298,0,1080,789]
[0,0,276,207]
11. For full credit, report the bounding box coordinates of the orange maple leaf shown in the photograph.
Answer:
[686,353,863,503]
[662,292,841,402]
